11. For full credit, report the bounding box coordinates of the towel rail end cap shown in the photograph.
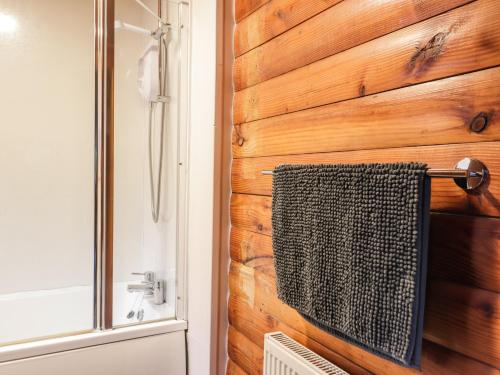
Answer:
[453,157,488,191]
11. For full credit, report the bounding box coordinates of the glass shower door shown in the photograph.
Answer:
[0,0,95,345]
[112,0,189,326]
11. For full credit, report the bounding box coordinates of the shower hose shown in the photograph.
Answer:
[148,34,169,223]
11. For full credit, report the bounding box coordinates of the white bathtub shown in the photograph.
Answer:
[0,322,187,375]
[0,286,93,345]
[0,286,185,375]
[0,281,176,346]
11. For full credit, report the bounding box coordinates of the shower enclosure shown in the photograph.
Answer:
[112,0,189,327]
[0,0,190,347]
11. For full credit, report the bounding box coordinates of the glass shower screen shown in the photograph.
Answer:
[0,0,95,345]
[112,0,189,326]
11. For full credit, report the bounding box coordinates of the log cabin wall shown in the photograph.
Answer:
[227,0,500,374]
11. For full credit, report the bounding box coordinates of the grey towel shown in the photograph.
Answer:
[272,163,430,367]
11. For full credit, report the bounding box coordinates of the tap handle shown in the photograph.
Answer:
[132,271,155,283]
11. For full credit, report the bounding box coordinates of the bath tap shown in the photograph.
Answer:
[127,271,165,305]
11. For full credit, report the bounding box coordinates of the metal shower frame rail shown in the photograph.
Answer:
[94,0,115,330]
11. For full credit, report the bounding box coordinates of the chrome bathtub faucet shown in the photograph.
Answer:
[127,271,166,305]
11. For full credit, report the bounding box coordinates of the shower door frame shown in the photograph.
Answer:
[95,0,114,330]
[95,0,189,331]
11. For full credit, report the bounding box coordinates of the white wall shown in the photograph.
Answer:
[114,0,181,279]
[186,0,217,373]
[113,0,153,284]
[0,1,94,292]
[113,0,179,285]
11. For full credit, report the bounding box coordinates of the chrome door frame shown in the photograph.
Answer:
[94,0,114,330]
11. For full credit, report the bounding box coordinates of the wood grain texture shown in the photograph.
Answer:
[234,0,342,57]
[230,227,274,264]
[232,143,500,217]
[229,262,412,375]
[228,326,263,375]
[230,0,500,371]
[421,340,499,375]
[234,0,500,123]
[429,214,500,293]
[229,260,500,374]
[248,259,500,368]
[231,194,272,236]
[227,359,247,375]
[234,0,474,90]
[230,293,500,375]
[233,68,500,158]
[231,212,500,294]
[228,294,373,375]
[214,0,235,371]
[425,281,500,368]
[235,0,270,23]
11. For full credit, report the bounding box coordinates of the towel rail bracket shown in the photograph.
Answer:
[261,157,488,192]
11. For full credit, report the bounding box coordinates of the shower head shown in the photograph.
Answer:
[114,20,171,42]
[114,20,151,36]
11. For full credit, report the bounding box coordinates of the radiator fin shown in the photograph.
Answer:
[264,332,350,375]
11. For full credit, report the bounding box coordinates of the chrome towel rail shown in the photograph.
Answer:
[261,157,488,191]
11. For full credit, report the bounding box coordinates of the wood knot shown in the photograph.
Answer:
[274,9,285,20]
[478,302,494,318]
[469,112,489,133]
[407,32,448,75]
[257,224,264,232]
[234,125,245,146]
[265,314,276,328]
[241,239,250,251]
[358,84,366,97]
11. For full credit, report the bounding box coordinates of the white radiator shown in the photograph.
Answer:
[263,332,350,375]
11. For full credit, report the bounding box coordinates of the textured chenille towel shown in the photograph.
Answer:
[272,163,430,367]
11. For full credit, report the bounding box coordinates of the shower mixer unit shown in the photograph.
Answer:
[127,271,166,305]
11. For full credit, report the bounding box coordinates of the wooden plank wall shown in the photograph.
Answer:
[228,0,500,374]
